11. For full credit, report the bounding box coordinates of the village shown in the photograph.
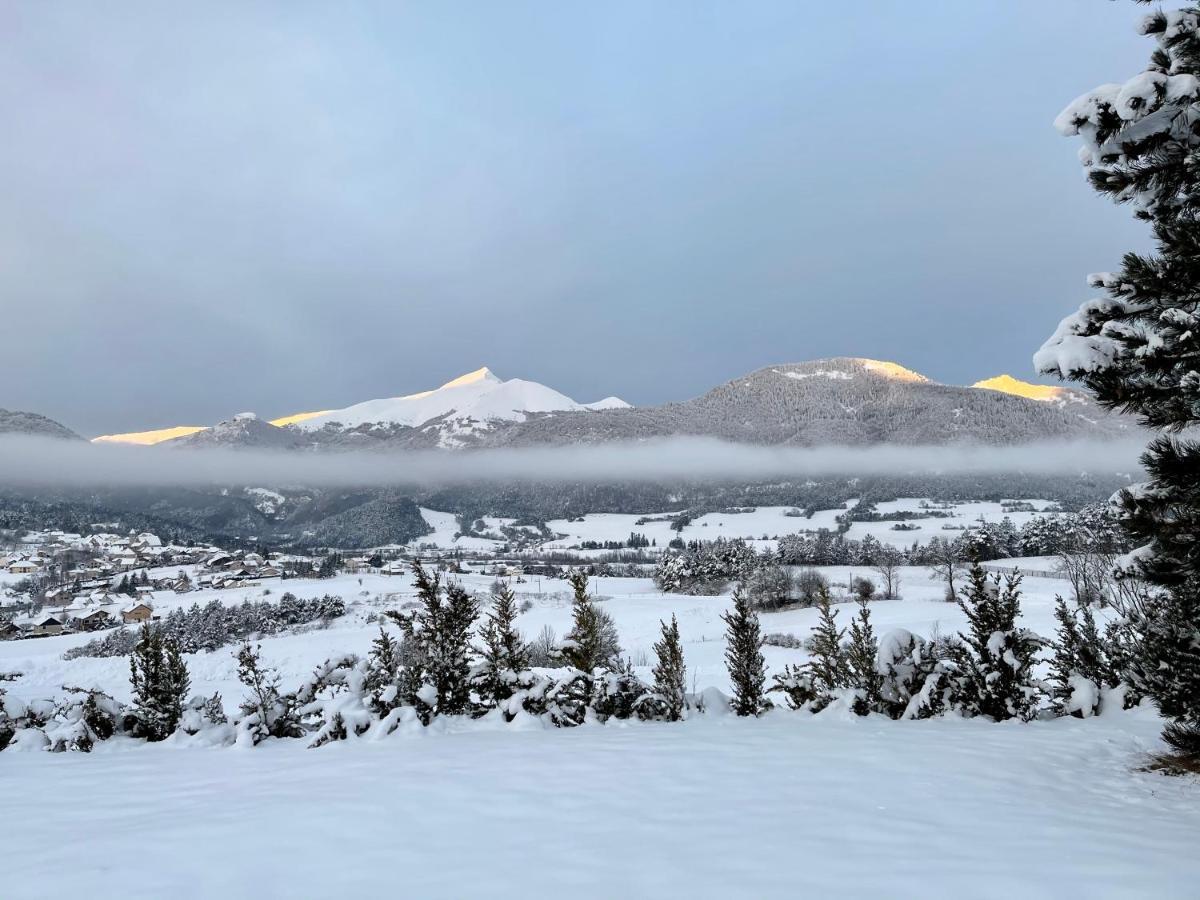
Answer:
[0,524,573,642]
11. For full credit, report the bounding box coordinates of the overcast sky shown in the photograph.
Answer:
[0,1,1158,435]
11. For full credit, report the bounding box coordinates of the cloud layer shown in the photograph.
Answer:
[0,436,1146,490]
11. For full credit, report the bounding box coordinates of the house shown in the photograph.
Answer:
[32,615,65,636]
[69,607,115,629]
[7,560,39,575]
[0,621,20,640]
[112,552,139,570]
[122,602,154,624]
[44,587,73,605]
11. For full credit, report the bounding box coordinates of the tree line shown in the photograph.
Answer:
[0,558,1148,753]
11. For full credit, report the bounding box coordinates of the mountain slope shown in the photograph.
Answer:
[0,408,83,441]
[170,413,302,450]
[480,358,1132,448]
[87,358,1134,452]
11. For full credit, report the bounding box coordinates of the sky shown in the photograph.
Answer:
[0,1,1161,436]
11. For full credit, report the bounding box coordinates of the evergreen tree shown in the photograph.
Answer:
[721,590,766,716]
[385,562,479,723]
[845,599,883,716]
[129,625,189,741]
[317,553,340,579]
[951,562,1044,722]
[363,626,405,716]
[558,572,622,673]
[1048,596,1117,718]
[651,614,687,721]
[474,584,529,711]
[806,588,849,699]
[1037,5,1200,757]
[1134,583,1200,756]
[235,642,300,743]
[202,693,227,725]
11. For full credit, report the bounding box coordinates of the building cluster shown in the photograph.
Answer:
[0,529,215,639]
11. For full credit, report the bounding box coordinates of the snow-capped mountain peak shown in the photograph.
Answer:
[289,368,624,445]
[438,366,501,390]
[584,396,632,411]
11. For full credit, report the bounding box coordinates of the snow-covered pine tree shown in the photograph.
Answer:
[128,626,189,741]
[163,637,190,731]
[363,626,405,716]
[235,641,301,744]
[1037,5,1200,757]
[651,614,687,721]
[845,599,883,716]
[951,562,1044,722]
[474,584,529,713]
[806,588,849,703]
[202,693,227,725]
[385,562,479,723]
[722,590,766,716]
[876,629,951,720]
[1049,596,1116,718]
[558,571,622,674]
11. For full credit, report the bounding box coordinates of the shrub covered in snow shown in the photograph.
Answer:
[1,683,128,753]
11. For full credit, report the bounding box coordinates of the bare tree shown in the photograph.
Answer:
[926,536,966,602]
[871,546,903,600]
[1051,506,1128,606]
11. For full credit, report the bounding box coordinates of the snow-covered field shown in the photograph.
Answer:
[3,566,1197,898]
[405,499,1066,555]
[5,708,1195,900]
[0,566,1072,704]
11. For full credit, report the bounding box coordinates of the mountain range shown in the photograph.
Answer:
[50,357,1130,451]
[0,359,1136,548]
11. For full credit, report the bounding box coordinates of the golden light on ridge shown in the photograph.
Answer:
[972,374,1066,402]
[91,425,208,445]
[269,410,334,427]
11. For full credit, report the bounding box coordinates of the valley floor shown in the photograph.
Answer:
[4,706,1197,899]
[4,566,1198,898]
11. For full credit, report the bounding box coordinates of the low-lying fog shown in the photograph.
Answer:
[0,435,1148,489]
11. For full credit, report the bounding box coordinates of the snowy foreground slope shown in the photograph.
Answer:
[4,710,1196,900]
[3,568,1199,898]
